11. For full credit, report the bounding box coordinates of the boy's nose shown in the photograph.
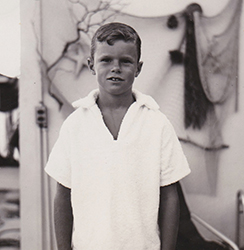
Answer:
[111,61,121,73]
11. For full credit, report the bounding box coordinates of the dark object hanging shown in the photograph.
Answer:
[183,4,214,129]
[167,15,178,29]
[0,75,18,112]
[169,50,184,64]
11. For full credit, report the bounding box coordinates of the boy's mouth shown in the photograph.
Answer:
[107,77,124,82]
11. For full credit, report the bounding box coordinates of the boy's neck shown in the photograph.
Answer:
[97,91,135,110]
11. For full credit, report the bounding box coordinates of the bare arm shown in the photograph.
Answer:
[54,182,73,250]
[158,182,180,250]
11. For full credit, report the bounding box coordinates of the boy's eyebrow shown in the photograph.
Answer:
[97,54,135,60]
[99,54,111,58]
[120,56,135,62]
[121,55,134,59]
[97,53,111,58]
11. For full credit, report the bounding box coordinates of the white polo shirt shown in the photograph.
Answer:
[45,89,190,250]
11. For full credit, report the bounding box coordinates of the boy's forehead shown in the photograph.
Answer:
[94,40,137,55]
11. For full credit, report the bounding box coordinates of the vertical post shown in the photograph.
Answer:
[20,0,54,248]
[236,190,244,247]
[36,103,54,250]
[20,0,42,247]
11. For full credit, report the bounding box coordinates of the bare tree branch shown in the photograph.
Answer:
[34,0,124,109]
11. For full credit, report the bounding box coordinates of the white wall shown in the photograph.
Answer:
[119,0,229,17]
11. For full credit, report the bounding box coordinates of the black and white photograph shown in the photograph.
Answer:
[0,0,244,249]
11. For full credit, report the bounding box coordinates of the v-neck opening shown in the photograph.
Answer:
[94,101,137,142]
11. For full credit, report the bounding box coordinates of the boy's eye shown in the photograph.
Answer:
[101,58,111,63]
[121,59,132,64]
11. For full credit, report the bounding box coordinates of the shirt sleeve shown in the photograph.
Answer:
[160,116,191,186]
[45,120,71,188]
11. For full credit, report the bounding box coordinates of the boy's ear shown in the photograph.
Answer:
[87,57,96,75]
[135,61,143,77]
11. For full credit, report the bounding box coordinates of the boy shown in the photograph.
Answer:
[45,22,190,250]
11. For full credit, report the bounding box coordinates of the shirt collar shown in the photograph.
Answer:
[72,89,159,111]
[72,89,99,109]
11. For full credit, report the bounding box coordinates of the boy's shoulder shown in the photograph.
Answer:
[64,89,99,121]
[59,92,97,131]
[132,90,170,122]
[132,89,160,111]
[135,91,175,132]
[72,89,99,110]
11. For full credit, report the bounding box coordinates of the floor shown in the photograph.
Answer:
[0,166,20,250]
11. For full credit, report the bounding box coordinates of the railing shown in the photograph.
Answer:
[191,213,239,250]
[237,190,244,248]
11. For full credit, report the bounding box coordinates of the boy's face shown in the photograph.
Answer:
[88,40,143,97]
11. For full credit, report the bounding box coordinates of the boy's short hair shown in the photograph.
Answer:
[90,22,141,62]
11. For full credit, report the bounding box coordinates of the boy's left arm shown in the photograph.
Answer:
[158,182,180,250]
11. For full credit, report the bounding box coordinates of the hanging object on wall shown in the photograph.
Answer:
[183,0,242,129]
[183,4,214,130]
[167,15,178,29]
[169,50,184,64]
[194,0,242,111]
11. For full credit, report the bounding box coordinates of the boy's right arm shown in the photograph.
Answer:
[54,182,73,250]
